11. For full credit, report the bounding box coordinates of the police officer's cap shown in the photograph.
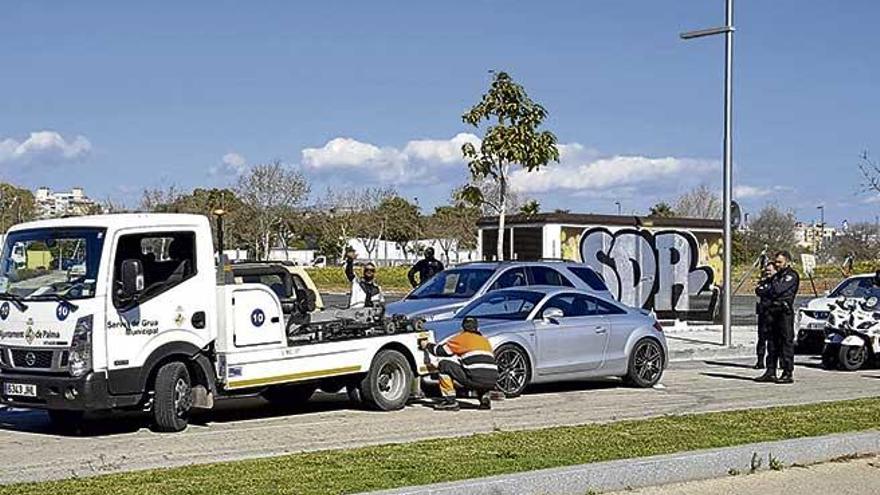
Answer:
[462,316,479,331]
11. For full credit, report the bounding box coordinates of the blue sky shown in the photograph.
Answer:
[1,1,878,225]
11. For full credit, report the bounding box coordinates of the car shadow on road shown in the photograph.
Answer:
[701,372,762,382]
[702,360,757,369]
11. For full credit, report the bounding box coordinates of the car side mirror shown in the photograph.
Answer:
[822,290,830,297]
[541,307,564,324]
[119,259,144,301]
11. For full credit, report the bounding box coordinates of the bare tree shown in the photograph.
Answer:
[139,185,183,212]
[674,185,722,219]
[744,204,797,256]
[859,151,880,194]
[235,161,310,260]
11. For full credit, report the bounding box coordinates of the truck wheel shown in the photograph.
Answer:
[261,383,318,408]
[47,410,84,433]
[838,344,868,371]
[152,362,193,433]
[625,338,665,388]
[359,350,412,411]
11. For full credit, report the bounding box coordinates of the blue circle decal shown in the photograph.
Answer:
[250,308,265,327]
[0,302,8,320]
[56,304,70,321]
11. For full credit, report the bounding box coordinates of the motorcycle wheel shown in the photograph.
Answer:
[838,344,868,371]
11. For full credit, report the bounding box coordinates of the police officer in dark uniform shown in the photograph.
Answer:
[755,251,800,384]
[754,260,777,369]
[407,247,444,288]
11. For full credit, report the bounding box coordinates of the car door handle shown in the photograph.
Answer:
[271,316,280,323]
[594,326,607,334]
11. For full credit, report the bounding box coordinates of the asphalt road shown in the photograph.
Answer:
[613,455,880,495]
[0,357,878,485]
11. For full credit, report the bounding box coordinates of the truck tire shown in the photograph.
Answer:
[359,350,413,411]
[261,383,318,408]
[47,410,84,433]
[152,361,193,433]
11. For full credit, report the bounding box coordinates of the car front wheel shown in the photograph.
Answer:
[495,344,530,398]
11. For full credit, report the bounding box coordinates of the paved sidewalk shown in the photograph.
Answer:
[664,324,760,362]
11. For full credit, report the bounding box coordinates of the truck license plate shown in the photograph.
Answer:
[3,382,36,398]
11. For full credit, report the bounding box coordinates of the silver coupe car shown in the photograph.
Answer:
[424,286,668,396]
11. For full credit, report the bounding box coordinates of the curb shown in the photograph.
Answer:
[364,430,880,495]
[668,344,755,362]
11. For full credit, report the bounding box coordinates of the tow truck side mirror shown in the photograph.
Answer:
[120,259,145,300]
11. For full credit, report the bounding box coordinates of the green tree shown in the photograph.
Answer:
[459,71,559,260]
[519,199,540,217]
[0,183,36,230]
[379,196,421,260]
[648,202,675,218]
[425,204,480,262]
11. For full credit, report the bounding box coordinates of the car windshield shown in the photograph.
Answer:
[408,268,494,299]
[831,277,880,299]
[0,227,106,300]
[458,290,544,320]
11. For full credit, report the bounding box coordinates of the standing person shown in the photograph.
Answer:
[754,260,777,369]
[755,251,800,384]
[344,248,384,309]
[419,316,498,411]
[407,247,444,288]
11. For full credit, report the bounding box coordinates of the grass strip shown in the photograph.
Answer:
[4,397,880,495]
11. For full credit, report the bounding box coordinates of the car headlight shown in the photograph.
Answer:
[69,315,93,377]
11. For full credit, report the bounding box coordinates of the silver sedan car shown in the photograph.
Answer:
[424,286,668,397]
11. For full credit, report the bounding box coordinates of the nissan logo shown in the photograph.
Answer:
[24,352,36,367]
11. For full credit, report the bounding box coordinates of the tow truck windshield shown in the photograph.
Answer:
[0,227,106,301]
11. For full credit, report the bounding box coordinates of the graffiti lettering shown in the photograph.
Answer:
[579,228,718,320]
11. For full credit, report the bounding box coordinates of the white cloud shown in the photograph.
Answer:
[509,155,717,194]
[0,131,91,164]
[210,152,248,178]
[301,134,483,184]
[734,184,795,199]
[402,133,480,164]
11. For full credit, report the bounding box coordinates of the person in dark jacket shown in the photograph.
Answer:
[420,316,498,411]
[407,247,444,288]
[755,251,800,384]
[754,260,777,369]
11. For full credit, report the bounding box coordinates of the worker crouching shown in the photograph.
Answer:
[420,317,498,411]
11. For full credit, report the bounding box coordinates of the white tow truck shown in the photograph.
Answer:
[0,214,430,432]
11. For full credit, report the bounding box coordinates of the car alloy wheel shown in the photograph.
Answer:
[495,345,529,397]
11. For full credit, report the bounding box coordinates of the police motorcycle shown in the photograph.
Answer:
[822,295,880,371]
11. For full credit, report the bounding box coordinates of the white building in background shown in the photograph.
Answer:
[34,187,99,219]
[345,238,477,266]
[794,222,836,252]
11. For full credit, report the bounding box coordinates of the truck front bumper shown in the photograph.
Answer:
[0,370,140,411]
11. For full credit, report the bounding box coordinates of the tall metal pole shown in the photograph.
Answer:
[721,0,734,346]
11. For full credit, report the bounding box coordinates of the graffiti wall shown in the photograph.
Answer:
[571,227,722,321]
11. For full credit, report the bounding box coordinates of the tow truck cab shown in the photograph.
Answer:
[0,214,427,432]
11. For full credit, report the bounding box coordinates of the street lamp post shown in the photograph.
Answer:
[681,0,735,346]
[817,205,825,253]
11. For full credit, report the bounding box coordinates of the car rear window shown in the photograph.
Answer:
[567,267,609,291]
[529,266,575,287]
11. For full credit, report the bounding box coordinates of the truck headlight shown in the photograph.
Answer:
[69,315,93,377]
